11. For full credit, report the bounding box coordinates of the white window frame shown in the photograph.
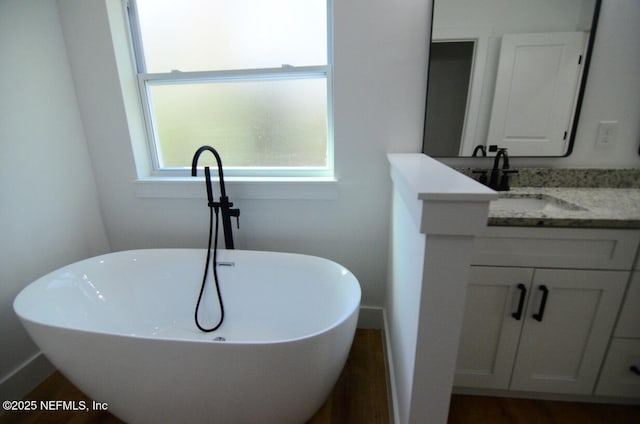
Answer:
[125,0,334,179]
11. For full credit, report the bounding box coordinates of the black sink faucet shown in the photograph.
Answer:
[488,148,517,191]
[472,145,487,157]
[191,146,240,249]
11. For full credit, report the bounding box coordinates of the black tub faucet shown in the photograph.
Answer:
[191,146,240,249]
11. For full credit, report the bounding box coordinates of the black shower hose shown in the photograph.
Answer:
[194,204,225,332]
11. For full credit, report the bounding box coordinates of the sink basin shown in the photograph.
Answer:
[490,194,586,212]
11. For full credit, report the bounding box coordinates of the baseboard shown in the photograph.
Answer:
[357,305,384,329]
[382,308,400,424]
[0,352,55,412]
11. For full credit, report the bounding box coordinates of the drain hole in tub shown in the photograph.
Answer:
[213,336,226,342]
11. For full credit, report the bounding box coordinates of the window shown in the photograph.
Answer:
[127,0,332,178]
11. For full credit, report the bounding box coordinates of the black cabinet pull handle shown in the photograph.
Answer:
[511,283,527,320]
[532,285,549,322]
[631,366,640,376]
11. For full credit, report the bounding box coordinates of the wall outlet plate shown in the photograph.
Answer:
[595,121,618,148]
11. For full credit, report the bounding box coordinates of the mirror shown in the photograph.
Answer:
[422,0,601,157]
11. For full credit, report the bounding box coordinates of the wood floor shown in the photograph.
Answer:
[2,328,639,423]
[307,329,389,423]
[0,329,389,424]
[448,394,640,424]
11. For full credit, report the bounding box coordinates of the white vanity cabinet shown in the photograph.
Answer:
[455,227,640,397]
[596,271,640,398]
[457,266,627,394]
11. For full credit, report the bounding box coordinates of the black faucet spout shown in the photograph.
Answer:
[191,146,239,249]
[489,148,514,191]
[191,146,227,198]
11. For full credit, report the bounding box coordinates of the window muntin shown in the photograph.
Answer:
[128,0,332,177]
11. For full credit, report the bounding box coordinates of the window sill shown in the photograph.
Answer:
[134,177,339,200]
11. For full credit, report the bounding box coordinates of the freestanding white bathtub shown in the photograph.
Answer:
[14,249,361,424]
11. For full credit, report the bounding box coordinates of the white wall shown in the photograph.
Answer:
[57,0,431,309]
[434,0,594,33]
[562,0,640,167]
[0,0,110,400]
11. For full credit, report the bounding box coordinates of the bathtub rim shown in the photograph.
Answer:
[13,248,362,346]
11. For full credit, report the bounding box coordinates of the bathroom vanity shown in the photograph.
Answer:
[386,159,639,424]
[454,170,640,401]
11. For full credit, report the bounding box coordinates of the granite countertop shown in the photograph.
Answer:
[488,187,640,229]
[455,167,640,229]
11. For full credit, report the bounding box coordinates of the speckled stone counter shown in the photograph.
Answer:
[509,168,640,189]
[488,187,640,229]
[457,168,640,229]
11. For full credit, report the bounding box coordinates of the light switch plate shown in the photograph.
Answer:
[595,121,618,148]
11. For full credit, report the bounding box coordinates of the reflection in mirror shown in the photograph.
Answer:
[422,0,601,157]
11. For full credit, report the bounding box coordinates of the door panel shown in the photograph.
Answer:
[455,266,533,389]
[486,32,587,156]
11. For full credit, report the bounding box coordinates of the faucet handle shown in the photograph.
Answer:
[229,208,240,229]
[471,169,489,185]
[498,169,518,191]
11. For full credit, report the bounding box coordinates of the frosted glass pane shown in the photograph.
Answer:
[148,78,328,168]
[136,0,327,72]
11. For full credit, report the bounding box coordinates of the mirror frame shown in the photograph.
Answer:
[422,0,602,158]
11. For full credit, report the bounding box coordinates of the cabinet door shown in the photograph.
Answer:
[511,269,628,394]
[455,266,533,389]
[595,339,640,398]
[615,273,640,338]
